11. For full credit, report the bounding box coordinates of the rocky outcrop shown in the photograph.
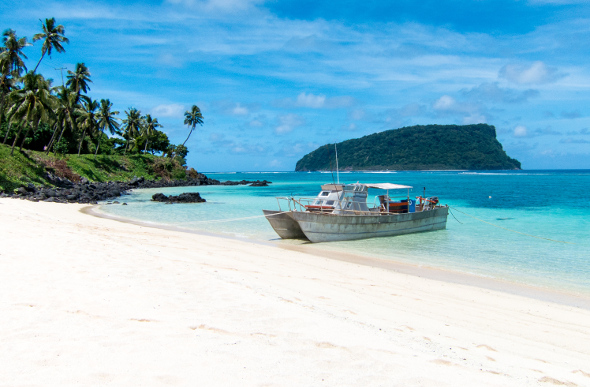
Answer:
[0,174,272,204]
[151,192,206,203]
[221,179,271,186]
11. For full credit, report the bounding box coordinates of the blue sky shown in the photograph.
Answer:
[2,0,590,171]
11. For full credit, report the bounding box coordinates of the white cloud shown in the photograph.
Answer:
[166,0,263,12]
[514,125,528,137]
[462,113,487,125]
[249,119,264,127]
[499,61,565,85]
[433,95,456,111]
[269,159,282,168]
[348,108,366,120]
[232,103,249,116]
[151,104,185,117]
[157,53,184,68]
[275,114,305,134]
[296,92,326,108]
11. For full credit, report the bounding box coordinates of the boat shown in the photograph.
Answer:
[263,182,448,243]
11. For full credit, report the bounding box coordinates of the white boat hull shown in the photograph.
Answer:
[290,206,448,243]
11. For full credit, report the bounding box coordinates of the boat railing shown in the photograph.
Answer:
[274,196,372,214]
[275,196,334,213]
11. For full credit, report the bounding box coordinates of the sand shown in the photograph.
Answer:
[1,198,590,386]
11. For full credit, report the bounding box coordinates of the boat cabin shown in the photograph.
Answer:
[305,183,419,214]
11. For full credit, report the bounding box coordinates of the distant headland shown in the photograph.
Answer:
[295,124,521,171]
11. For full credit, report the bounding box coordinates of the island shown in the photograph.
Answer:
[295,124,521,171]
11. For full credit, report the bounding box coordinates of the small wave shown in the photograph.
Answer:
[459,172,558,176]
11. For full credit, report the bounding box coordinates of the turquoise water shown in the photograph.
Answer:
[98,171,590,295]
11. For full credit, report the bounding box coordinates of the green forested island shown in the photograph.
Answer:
[295,124,521,171]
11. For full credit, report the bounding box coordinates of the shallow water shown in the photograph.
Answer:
[98,170,590,296]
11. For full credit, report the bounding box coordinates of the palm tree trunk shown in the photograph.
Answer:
[0,92,8,144]
[53,125,67,155]
[144,139,148,153]
[2,123,11,145]
[45,124,60,154]
[182,127,193,147]
[19,119,40,151]
[94,140,100,160]
[10,124,25,156]
[19,125,33,150]
[77,128,87,156]
[32,51,46,74]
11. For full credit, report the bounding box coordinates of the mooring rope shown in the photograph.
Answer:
[449,206,576,245]
[448,207,463,224]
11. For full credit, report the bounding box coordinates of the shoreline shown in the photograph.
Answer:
[89,203,590,310]
[2,198,590,386]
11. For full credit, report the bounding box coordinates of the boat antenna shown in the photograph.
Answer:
[334,143,340,184]
[330,160,336,186]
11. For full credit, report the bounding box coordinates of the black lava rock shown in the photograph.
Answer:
[2,172,270,204]
[151,192,206,203]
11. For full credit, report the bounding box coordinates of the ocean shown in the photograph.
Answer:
[97,170,590,296]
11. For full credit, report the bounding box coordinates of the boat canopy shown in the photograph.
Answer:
[365,183,413,190]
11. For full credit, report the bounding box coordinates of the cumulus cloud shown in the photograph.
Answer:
[499,61,565,85]
[276,93,354,109]
[296,92,326,108]
[433,95,457,111]
[275,114,305,134]
[213,101,256,116]
[513,125,528,137]
[230,143,267,154]
[231,103,249,116]
[151,104,185,117]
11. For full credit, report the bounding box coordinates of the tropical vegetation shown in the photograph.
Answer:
[0,18,204,173]
[295,124,522,171]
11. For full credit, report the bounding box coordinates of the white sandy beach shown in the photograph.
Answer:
[1,198,590,386]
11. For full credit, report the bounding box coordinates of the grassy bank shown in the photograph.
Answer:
[0,144,190,193]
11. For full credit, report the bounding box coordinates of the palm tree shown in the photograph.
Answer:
[66,62,92,96]
[32,18,69,74]
[0,29,30,78]
[94,99,120,158]
[46,87,79,154]
[182,105,204,146]
[76,98,99,156]
[6,72,55,155]
[122,108,142,154]
[1,29,31,144]
[142,114,161,153]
